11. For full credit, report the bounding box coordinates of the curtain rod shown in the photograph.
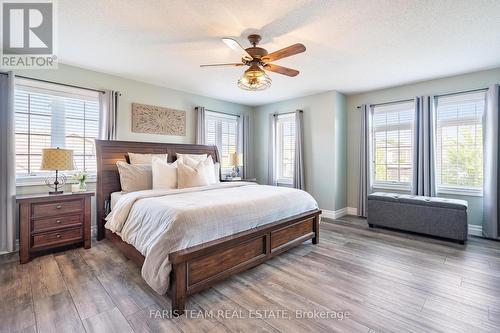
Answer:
[356,98,414,109]
[435,87,488,98]
[0,71,108,94]
[273,110,303,116]
[205,109,240,118]
[356,86,492,109]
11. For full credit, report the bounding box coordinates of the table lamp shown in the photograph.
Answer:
[228,152,243,178]
[40,148,74,194]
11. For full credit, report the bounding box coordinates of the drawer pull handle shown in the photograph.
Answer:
[56,234,61,238]
[56,205,62,209]
[56,220,61,224]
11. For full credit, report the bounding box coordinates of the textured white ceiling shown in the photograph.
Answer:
[58,0,500,106]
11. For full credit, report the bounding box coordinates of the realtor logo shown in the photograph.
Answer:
[1,0,57,68]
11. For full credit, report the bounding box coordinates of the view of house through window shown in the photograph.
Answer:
[205,111,238,177]
[372,101,414,189]
[275,113,296,184]
[14,80,100,181]
[436,91,485,193]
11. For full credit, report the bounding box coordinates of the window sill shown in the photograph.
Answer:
[276,178,293,186]
[372,183,411,192]
[16,176,97,187]
[437,187,483,197]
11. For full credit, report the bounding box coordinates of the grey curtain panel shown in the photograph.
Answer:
[293,110,305,190]
[357,105,372,217]
[99,90,119,140]
[195,106,206,145]
[412,96,436,196]
[0,72,16,253]
[483,84,500,239]
[267,113,277,185]
[240,114,253,179]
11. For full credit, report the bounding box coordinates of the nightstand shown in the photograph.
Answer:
[17,191,94,264]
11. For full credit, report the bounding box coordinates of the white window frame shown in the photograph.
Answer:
[435,92,485,196]
[370,101,415,191]
[15,79,100,186]
[275,113,296,185]
[204,111,239,177]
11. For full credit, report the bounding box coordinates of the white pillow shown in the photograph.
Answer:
[176,153,207,163]
[177,161,211,189]
[181,155,219,184]
[129,153,168,165]
[213,162,221,184]
[152,157,177,189]
[116,161,152,192]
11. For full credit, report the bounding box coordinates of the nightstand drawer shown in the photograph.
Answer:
[32,228,83,248]
[32,199,82,218]
[32,214,82,233]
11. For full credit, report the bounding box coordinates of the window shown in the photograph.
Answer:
[275,113,296,184]
[205,111,238,176]
[15,79,100,183]
[436,92,485,194]
[372,102,414,189]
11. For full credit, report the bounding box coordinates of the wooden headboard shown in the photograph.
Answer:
[95,139,220,240]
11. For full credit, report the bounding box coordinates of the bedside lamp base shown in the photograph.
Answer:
[45,170,67,195]
[49,190,64,195]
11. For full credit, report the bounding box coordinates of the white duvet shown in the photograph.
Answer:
[105,182,318,294]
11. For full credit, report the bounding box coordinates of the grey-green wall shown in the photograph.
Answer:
[254,91,347,211]
[346,67,500,226]
[13,63,255,235]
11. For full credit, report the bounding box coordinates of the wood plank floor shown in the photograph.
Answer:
[2,216,500,333]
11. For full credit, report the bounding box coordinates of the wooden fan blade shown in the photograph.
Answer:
[200,63,244,67]
[263,64,300,77]
[262,43,306,62]
[222,38,253,60]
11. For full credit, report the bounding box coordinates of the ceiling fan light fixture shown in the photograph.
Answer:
[237,72,272,91]
[245,64,265,77]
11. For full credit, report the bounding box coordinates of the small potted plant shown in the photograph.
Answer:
[73,170,88,191]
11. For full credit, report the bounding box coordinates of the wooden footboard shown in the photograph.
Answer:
[168,209,321,314]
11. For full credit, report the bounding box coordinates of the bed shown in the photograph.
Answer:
[96,139,321,315]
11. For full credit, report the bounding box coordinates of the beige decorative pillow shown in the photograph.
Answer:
[116,161,152,192]
[152,158,177,189]
[177,161,211,189]
[128,153,168,165]
[181,155,219,184]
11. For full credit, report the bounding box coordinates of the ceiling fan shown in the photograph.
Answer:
[200,34,306,91]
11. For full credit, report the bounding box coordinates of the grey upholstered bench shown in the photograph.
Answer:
[367,192,468,243]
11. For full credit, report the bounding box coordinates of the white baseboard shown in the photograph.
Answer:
[347,207,358,215]
[468,224,482,237]
[321,207,359,220]
[321,208,347,219]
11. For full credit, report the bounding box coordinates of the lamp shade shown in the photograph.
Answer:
[228,153,243,167]
[40,148,74,171]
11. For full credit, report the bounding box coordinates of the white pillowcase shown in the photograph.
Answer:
[181,155,219,184]
[152,157,178,189]
[177,161,211,189]
[129,153,168,165]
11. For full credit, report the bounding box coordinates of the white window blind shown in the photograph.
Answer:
[372,102,414,188]
[15,81,100,180]
[436,91,485,193]
[276,113,296,184]
[205,111,238,176]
